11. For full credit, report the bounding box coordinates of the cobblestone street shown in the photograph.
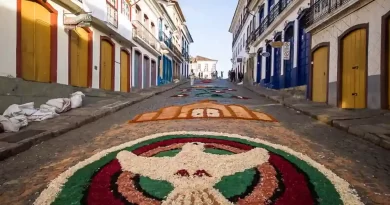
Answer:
[0,79,389,205]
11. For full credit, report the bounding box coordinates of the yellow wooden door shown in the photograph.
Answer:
[120,51,129,92]
[70,28,89,87]
[100,40,113,90]
[312,46,328,102]
[388,18,390,109]
[341,29,367,109]
[21,0,51,82]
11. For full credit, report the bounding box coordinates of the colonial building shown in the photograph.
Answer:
[234,0,311,90]
[157,0,193,84]
[229,0,254,80]
[190,56,218,79]
[304,0,390,109]
[0,0,192,93]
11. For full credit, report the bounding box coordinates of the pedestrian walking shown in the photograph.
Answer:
[190,69,195,86]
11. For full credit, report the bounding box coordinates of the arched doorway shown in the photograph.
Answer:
[69,28,92,87]
[311,43,329,103]
[284,23,294,88]
[143,55,150,88]
[265,44,272,84]
[18,0,57,83]
[100,37,114,90]
[273,33,282,89]
[120,49,130,92]
[133,50,142,89]
[298,16,310,86]
[151,60,157,86]
[256,48,263,83]
[338,25,368,109]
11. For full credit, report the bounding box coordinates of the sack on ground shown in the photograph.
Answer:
[0,115,28,132]
[70,91,85,109]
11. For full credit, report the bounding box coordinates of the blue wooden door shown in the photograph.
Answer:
[284,26,294,88]
[256,51,262,83]
[273,46,281,89]
[265,44,272,84]
[298,20,310,86]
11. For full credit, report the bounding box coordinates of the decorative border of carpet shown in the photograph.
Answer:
[34,131,363,205]
[129,100,276,123]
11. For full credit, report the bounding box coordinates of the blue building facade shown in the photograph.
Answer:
[241,0,311,90]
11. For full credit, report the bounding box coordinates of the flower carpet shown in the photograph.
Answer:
[171,87,248,99]
[34,131,363,205]
[129,100,276,123]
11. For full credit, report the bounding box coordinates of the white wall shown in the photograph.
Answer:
[83,0,133,41]
[191,61,217,79]
[0,0,17,77]
[311,0,390,83]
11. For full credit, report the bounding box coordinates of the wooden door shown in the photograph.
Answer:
[120,50,130,92]
[151,60,156,86]
[341,29,367,108]
[70,28,89,87]
[312,46,329,102]
[100,40,113,90]
[21,0,51,82]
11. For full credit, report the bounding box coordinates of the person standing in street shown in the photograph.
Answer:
[190,69,195,86]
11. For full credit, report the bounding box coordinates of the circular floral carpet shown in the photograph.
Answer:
[35,132,362,205]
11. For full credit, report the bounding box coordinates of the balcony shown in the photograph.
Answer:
[246,0,293,48]
[232,1,252,48]
[306,0,359,30]
[159,31,172,50]
[132,20,160,55]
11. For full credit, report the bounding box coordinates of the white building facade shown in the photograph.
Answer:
[305,0,390,109]
[190,56,218,79]
[229,0,253,80]
[0,0,192,92]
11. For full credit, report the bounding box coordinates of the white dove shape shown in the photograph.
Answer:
[116,142,270,205]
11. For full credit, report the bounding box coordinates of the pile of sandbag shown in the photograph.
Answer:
[0,91,85,133]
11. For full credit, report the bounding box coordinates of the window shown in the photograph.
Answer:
[107,0,118,27]
[135,5,141,21]
[205,64,208,72]
[198,64,201,70]
[151,22,155,34]
[144,14,149,26]
[212,64,216,71]
[121,0,130,20]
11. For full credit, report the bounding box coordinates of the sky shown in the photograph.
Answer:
[179,0,236,77]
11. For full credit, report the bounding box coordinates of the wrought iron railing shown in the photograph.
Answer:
[232,2,252,48]
[132,20,159,50]
[245,0,293,47]
[306,0,352,27]
[159,31,172,49]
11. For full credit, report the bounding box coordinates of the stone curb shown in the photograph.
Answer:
[243,84,390,150]
[0,81,187,161]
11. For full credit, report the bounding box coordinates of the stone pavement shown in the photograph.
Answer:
[0,79,389,205]
[244,83,390,150]
[0,81,187,160]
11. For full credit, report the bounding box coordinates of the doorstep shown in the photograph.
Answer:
[0,81,187,161]
[244,84,390,150]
